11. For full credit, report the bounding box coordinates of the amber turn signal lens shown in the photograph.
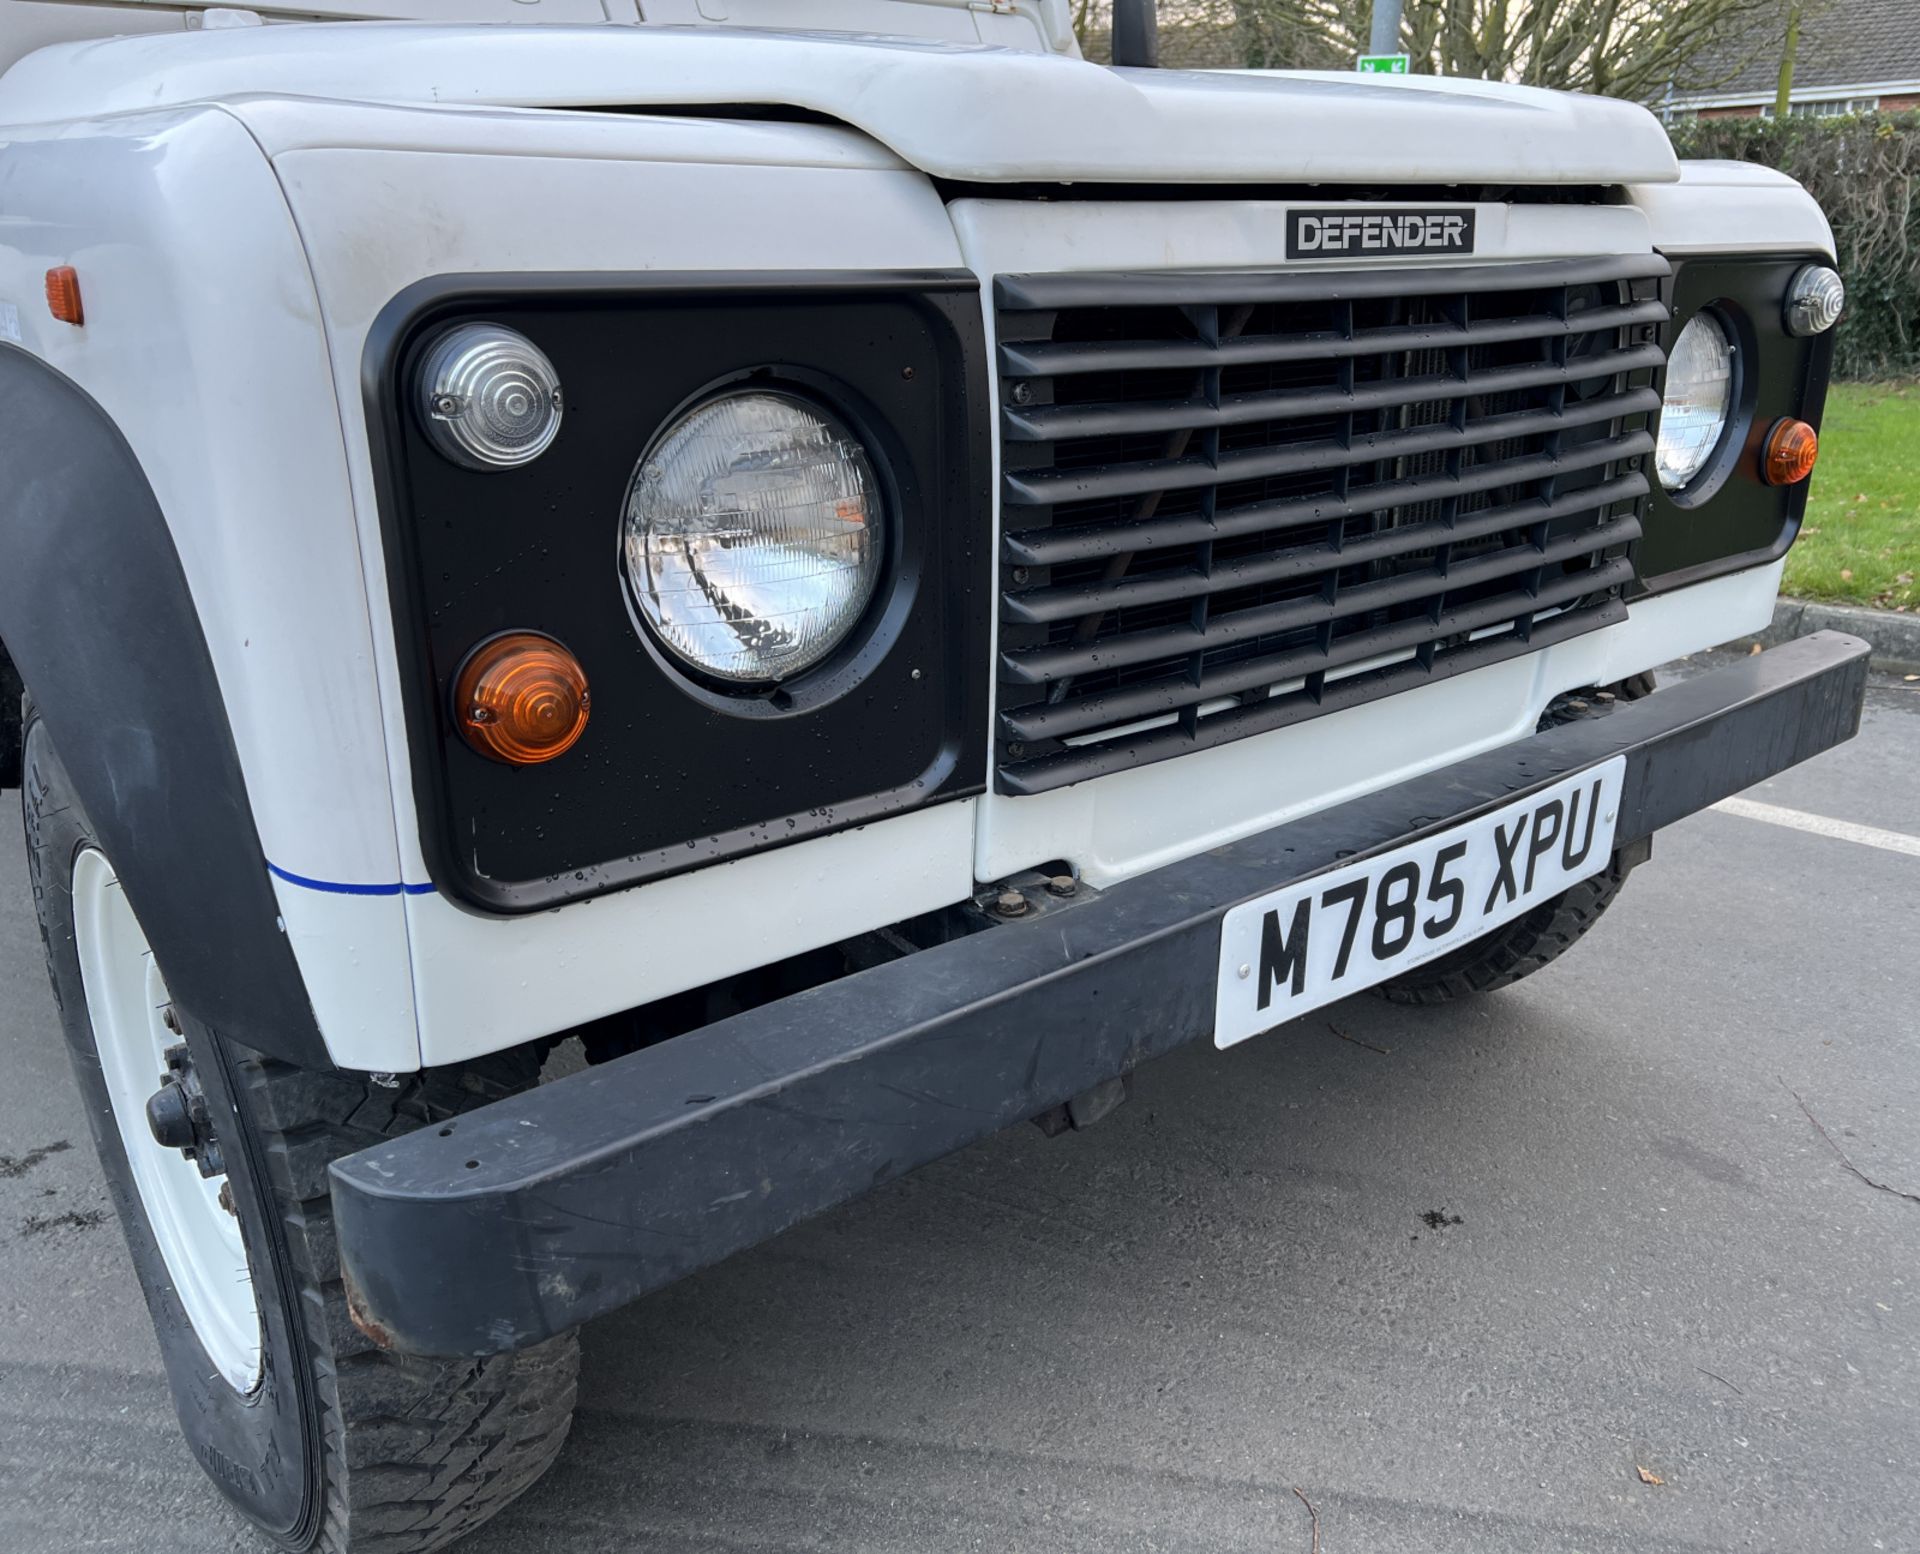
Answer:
[1762,418,1819,487]
[453,633,589,765]
[44,266,83,327]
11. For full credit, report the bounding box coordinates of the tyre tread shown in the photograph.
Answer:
[18,701,573,1554]
[1374,861,1628,1006]
[232,1047,577,1554]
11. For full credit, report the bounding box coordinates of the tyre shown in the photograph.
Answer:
[1378,670,1656,1008]
[1373,852,1630,1006]
[21,703,578,1553]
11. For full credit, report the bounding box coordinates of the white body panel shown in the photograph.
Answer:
[0,19,1828,1070]
[2,4,188,80]
[634,0,1073,53]
[0,23,1680,187]
[0,0,1066,78]
[0,105,421,1068]
[255,110,982,1064]
[1628,160,1838,257]
[410,801,977,1063]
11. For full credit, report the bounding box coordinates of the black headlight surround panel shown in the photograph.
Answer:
[1635,252,1837,592]
[366,272,992,914]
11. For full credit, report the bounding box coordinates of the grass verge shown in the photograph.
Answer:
[1788,381,1919,612]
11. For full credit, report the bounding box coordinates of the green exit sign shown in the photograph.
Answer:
[1357,53,1410,73]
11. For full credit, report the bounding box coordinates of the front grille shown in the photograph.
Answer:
[992,253,1670,796]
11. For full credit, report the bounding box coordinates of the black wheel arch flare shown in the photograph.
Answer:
[0,639,20,789]
[0,344,332,1070]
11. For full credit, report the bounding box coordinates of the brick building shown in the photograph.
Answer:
[1669,0,1920,118]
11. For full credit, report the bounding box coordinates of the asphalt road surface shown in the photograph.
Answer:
[3,651,1917,1554]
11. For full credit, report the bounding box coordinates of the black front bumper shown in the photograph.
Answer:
[332,631,1870,1357]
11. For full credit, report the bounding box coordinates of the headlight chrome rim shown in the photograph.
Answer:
[621,386,888,689]
[1656,308,1739,498]
[417,322,564,470]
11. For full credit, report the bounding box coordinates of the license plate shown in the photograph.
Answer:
[1214,756,1626,1048]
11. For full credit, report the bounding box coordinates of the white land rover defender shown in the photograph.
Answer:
[0,0,1868,1547]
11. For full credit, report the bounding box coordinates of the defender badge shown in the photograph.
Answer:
[1286,209,1476,259]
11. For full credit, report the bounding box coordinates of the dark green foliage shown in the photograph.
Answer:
[1667,112,1920,380]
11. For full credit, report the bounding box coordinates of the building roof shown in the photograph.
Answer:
[1685,0,1920,101]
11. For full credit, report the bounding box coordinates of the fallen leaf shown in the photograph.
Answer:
[1906,674,1920,683]
[1637,1466,1666,1486]
[1841,568,1854,581]
[1854,492,1868,503]
[1748,642,1763,655]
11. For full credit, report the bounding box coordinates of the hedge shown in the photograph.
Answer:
[1666,112,1920,381]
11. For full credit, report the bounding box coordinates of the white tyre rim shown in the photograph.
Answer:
[73,848,263,1392]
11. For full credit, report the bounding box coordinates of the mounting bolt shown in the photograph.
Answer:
[1045,875,1077,898]
[901,366,916,381]
[1009,381,1033,406]
[161,1005,182,1035]
[217,1181,237,1216]
[1011,566,1031,585]
[992,889,1028,919]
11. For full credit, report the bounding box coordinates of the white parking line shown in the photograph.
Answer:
[1711,796,1920,860]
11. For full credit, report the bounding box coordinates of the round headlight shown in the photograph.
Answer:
[1784,264,1846,337]
[418,323,563,470]
[1655,312,1735,492]
[622,390,884,685]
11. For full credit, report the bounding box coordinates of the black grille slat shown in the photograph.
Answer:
[998,298,1670,380]
[1004,474,1647,626]
[996,252,1673,311]
[992,253,1668,796]
[1004,519,1640,688]
[1004,342,1665,441]
[1001,557,1637,748]
[1004,436,1641,567]
[996,601,1629,797]
[1006,394,1657,507]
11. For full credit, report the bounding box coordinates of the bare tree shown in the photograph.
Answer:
[1773,0,1804,116]
[1080,0,1792,100]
